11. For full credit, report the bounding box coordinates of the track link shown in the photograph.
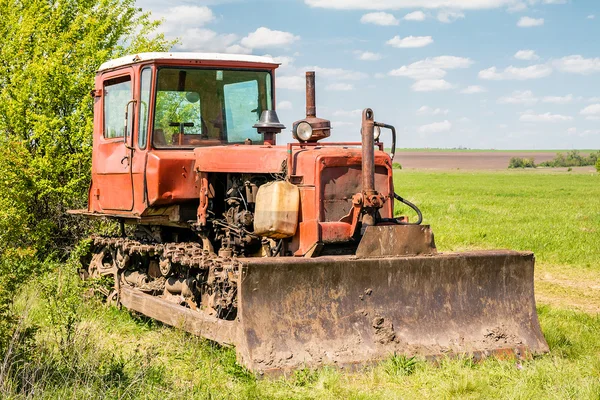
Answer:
[87,236,241,319]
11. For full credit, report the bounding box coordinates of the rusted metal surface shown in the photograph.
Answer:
[194,145,287,174]
[292,71,331,142]
[305,71,316,118]
[361,109,376,197]
[120,286,237,345]
[359,109,387,228]
[236,251,548,373]
[356,225,437,257]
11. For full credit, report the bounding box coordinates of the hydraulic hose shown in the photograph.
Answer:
[393,192,423,225]
[374,122,396,162]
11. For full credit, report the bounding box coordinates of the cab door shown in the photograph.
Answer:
[94,68,135,211]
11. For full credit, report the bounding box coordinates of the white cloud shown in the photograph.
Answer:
[519,111,573,122]
[580,104,600,115]
[264,55,295,68]
[418,120,452,134]
[507,2,527,12]
[457,117,471,123]
[387,35,434,48]
[568,127,600,136]
[553,55,600,75]
[225,44,252,54]
[587,14,595,19]
[277,76,305,90]
[177,28,238,53]
[404,11,426,21]
[589,97,600,102]
[478,64,552,80]
[302,66,368,80]
[356,51,383,61]
[517,16,544,27]
[585,116,600,121]
[333,109,363,117]
[437,10,465,23]
[411,79,455,91]
[305,0,518,10]
[414,55,473,69]
[326,83,354,91]
[460,85,486,94]
[514,50,539,61]
[542,94,573,104]
[360,12,399,25]
[277,100,293,110]
[389,66,446,80]
[155,6,215,31]
[240,27,299,49]
[417,106,449,115]
[389,56,473,80]
[498,90,538,105]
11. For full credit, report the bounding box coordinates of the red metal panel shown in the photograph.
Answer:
[194,145,287,173]
[146,151,198,206]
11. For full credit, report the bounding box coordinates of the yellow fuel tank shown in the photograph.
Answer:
[254,181,299,239]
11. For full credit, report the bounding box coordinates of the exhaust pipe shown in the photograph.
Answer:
[306,71,316,118]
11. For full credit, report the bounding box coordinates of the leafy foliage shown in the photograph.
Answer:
[538,150,600,168]
[0,0,174,364]
[508,157,536,168]
[0,0,173,259]
[383,353,419,377]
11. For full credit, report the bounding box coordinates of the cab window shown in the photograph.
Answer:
[104,76,132,138]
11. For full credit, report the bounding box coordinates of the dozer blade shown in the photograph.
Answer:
[236,250,549,374]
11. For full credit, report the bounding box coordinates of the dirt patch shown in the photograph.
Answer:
[394,151,596,171]
[535,267,600,314]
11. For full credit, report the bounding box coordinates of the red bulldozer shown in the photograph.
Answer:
[70,52,548,374]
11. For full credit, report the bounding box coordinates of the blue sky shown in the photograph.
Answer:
[138,0,600,149]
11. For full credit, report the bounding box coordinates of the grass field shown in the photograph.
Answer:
[5,169,600,399]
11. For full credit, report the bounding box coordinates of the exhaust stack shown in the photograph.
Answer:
[292,71,331,142]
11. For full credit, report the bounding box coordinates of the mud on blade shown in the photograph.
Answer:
[235,250,549,374]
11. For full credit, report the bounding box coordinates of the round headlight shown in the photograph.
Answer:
[374,125,381,141]
[295,121,313,142]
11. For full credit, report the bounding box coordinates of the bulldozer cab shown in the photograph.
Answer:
[151,68,273,148]
[84,53,279,216]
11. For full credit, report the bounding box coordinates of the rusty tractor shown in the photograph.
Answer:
[70,52,548,375]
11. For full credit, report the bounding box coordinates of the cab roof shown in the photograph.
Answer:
[98,52,279,72]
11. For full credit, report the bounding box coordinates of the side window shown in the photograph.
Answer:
[224,80,259,143]
[138,68,151,149]
[104,76,132,138]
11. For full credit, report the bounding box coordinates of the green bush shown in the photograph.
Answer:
[508,157,536,168]
[538,150,600,168]
[596,158,600,173]
[392,162,402,169]
[0,0,174,385]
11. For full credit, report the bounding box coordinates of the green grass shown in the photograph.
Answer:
[3,169,600,399]
[393,170,600,312]
[393,170,600,269]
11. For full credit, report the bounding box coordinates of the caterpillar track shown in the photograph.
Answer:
[84,237,241,319]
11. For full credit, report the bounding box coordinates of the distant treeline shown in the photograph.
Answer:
[509,150,600,171]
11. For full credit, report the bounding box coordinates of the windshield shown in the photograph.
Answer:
[152,68,272,148]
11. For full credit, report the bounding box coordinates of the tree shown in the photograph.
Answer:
[0,0,174,259]
[0,0,174,352]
